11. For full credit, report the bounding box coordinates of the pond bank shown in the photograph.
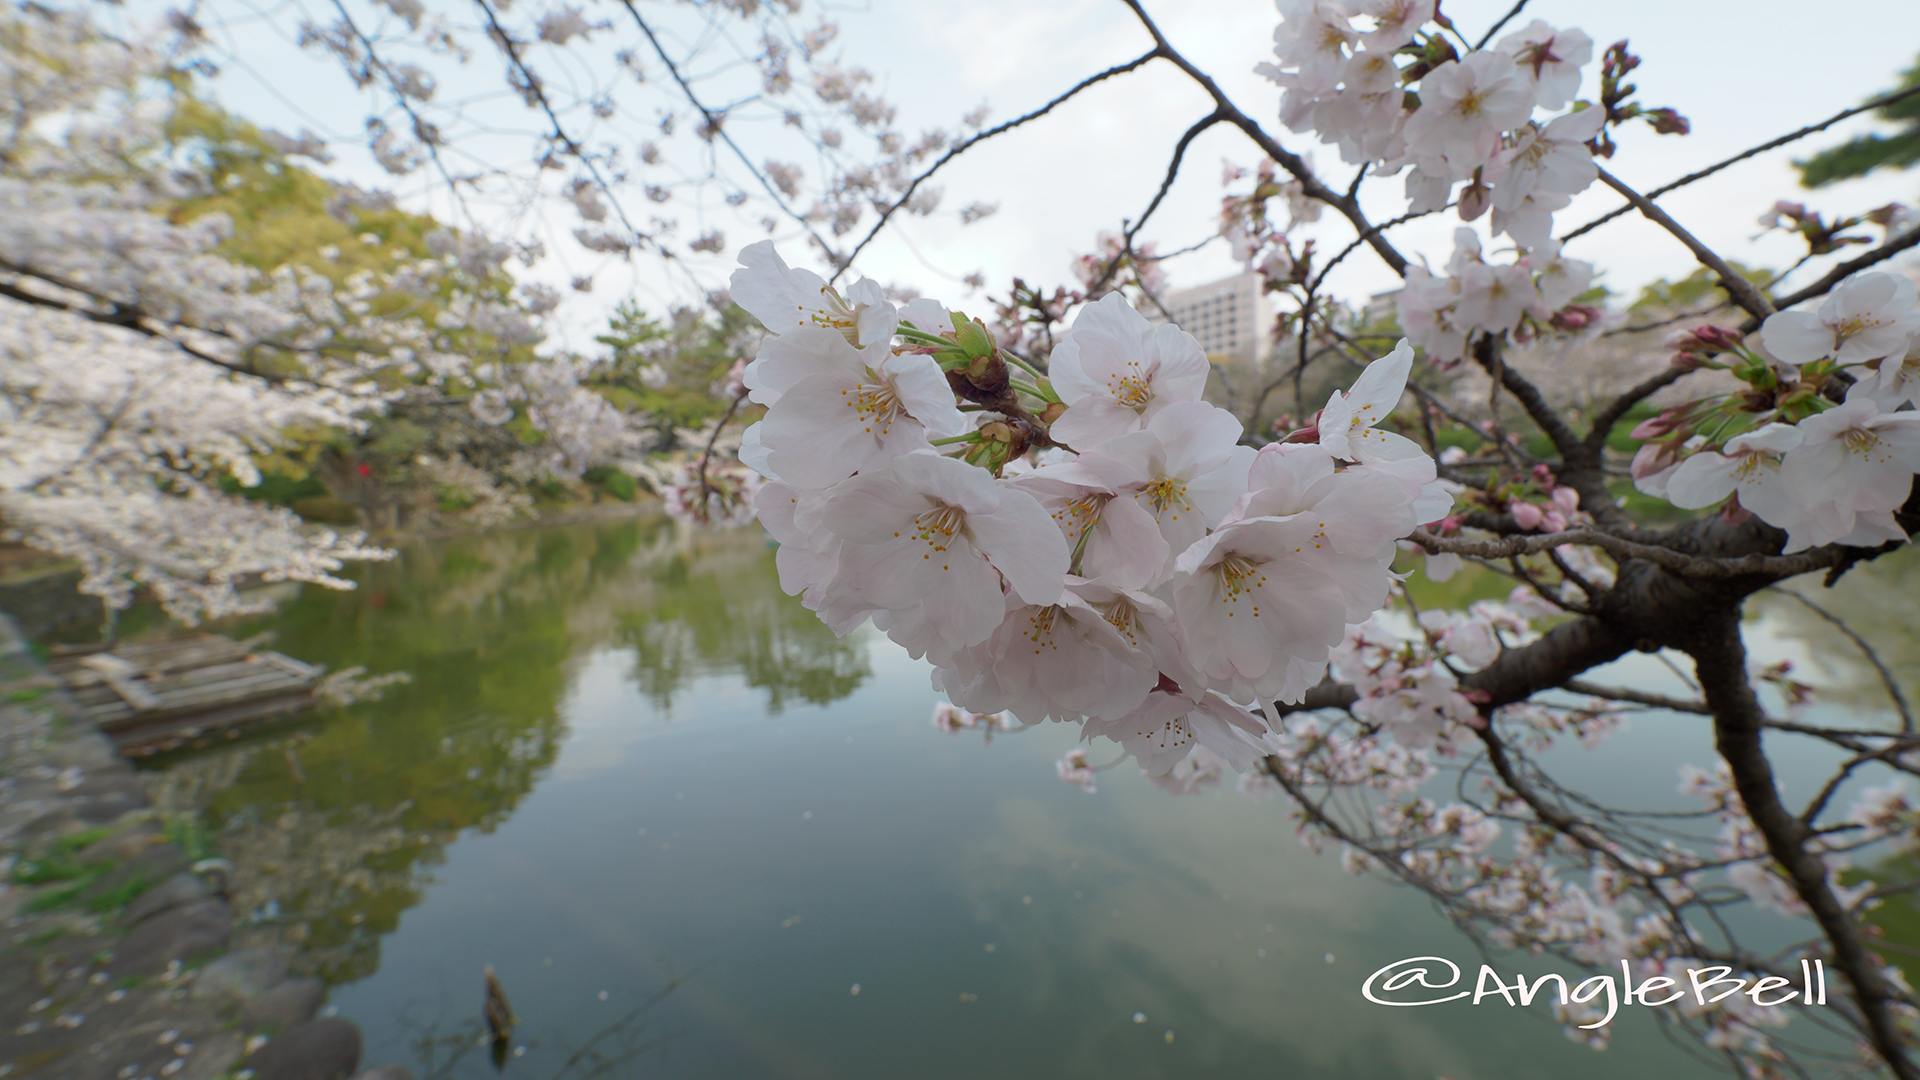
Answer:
[0,612,404,1080]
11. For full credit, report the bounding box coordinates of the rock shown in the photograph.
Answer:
[243,1018,363,1080]
[80,841,189,906]
[351,1068,413,1080]
[72,786,147,821]
[241,976,327,1031]
[69,770,147,800]
[194,946,288,1009]
[178,1030,248,1080]
[122,869,210,926]
[112,898,232,975]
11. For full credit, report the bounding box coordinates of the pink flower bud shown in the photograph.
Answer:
[1629,442,1675,479]
[1551,486,1580,515]
[1629,408,1687,440]
[1457,181,1491,222]
[1509,500,1544,530]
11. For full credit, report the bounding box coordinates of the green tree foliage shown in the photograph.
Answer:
[1797,54,1920,187]
[587,299,762,453]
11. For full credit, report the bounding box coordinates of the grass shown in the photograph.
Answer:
[163,816,217,863]
[5,686,46,703]
[25,879,91,913]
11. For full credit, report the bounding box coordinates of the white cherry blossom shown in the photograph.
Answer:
[1758,272,1920,366]
[1495,21,1593,111]
[1047,292,1211,450]
[729,239,898,347]
[1776,395,1920,552]
[753,329,967,489]
[821,452,1068,659]
[1402,52,1534,175]
[1316,339,1423,463]
[931,576,1158,725]
[1662,423,1805,528]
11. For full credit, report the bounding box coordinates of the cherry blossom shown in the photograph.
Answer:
[820,451,1068,660]
[1402,53,1534,176]
[1775,395,1920,552]
[730,240,898,347]
[1495,21,1594,111]
[1046,293,1211,449]
[751,331,967,489]
[1758,272,1920,366]
[1662,423,1805,524]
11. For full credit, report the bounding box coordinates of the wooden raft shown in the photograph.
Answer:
[46,635,325,756]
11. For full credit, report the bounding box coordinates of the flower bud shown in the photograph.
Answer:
[1629,442,1675,480]
[1456,179,1491,222]
[951,314,995,359]
[1040,402,1068,427]
[1629,407,1688,440]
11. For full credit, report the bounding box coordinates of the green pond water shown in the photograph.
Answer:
[121,516,1919,1080]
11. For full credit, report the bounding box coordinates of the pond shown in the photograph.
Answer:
[125,515,1918,1080]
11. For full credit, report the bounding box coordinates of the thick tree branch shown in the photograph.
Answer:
[1688,613,1919,1080]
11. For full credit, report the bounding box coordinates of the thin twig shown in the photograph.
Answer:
[1562,83,1920,242]
[1774,588,1915,734]
[833,49,1164,283]
[615,0,841,262]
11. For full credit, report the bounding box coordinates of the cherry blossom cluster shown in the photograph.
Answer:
[1634,271,1920,552]
[1249,6,1625,361]
[2,5,650,619]
[730,240,1450,777]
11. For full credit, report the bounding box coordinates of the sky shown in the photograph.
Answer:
[107,0,1920,351]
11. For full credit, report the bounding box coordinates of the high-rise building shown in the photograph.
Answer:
[1150,272,1270,367]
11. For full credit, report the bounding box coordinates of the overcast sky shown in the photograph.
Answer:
[129,0,1920,349]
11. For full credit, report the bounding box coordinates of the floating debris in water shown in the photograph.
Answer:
[1325,953,1336,964]
[959,992,977,1002]
[597,990,608,1001]
[850,983,860,996]
[1165,1030,1175,1044]
[983,943,996,953]
[1132,1012,1146,1024]
[1021,895,1032,905]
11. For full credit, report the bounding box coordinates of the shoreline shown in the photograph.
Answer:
[0,612,402,1080]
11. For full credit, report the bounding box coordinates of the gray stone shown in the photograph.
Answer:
[240,975,327,1031]
[112,897,232,975]
[193,945,287,1009]
[122,870,210,926]
[350,1068,413,1080]
[80,841,188,905]
[69,770,147,800]
[243,1018,363,1080]
[72,786,146,821]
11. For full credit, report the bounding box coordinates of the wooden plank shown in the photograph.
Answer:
[111,690,318,756]
[76,655,161,712]
[252,651,325,682]
[92,669,315,730]
[55,638,255,685]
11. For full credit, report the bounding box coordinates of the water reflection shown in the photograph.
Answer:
[146,517,866,983]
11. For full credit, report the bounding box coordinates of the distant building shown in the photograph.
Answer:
[1151,272,1270,367]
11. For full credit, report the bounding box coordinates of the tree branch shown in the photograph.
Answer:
[1117,0,1408,277]
[1595,168,1775,321]
[834,49,1165,282]
[1688,612,1919,1080]
[1563,83,1920,243]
